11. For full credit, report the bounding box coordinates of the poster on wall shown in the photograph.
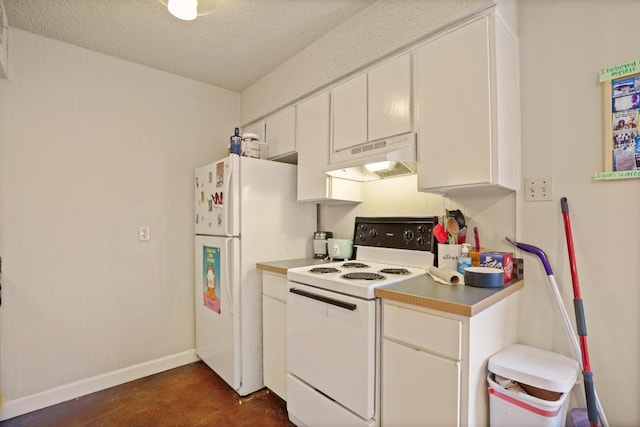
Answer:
[610,75,639,171]
[599,59,640,178]
[202,245,221,314]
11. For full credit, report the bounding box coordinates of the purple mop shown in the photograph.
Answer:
[505,237,608,427]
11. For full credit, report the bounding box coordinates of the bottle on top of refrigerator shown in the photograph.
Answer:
[230,128,242,155]
[458,243,472,274]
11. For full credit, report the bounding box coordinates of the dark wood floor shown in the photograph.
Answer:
[1,362,294,427]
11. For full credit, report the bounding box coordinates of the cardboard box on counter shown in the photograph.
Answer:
[480,252,513,282]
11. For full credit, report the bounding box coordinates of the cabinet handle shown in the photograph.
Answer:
[289,287,357,311]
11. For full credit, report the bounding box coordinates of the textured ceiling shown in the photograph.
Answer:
[3,0,376,92]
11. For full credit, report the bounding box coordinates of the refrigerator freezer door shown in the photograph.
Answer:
[195,234,241,391]
[194,156,240,237]
[194,156,316,397]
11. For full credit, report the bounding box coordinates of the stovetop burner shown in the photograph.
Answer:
[379,268,412,275]
[309,267,340,274]
[341,272,386,281]
[341,262,369,269]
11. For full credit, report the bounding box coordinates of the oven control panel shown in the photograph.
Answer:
[352,216,438,252]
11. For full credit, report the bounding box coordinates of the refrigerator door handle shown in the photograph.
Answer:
[225,237,234,315]
[223,158,233,237]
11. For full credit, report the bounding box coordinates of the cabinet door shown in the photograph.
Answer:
[242,120,266,142]
[263,294,287,400]
[416,16,492,190]
[383,303,461,360]
[382,339,460,426]
[296,92,362,203]
[332,73,367,153]
[265,107,296,159]
[368,54,412,142]
[296,92,331,201]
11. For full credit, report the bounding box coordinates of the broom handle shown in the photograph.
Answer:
[506,236,609,427]
[561,198,600,427]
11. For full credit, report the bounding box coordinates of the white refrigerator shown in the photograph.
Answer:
[194,155,315,396]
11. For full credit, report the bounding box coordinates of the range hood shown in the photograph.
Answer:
[326,133,417,182]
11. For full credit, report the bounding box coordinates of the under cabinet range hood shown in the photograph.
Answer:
[327,133,417,182]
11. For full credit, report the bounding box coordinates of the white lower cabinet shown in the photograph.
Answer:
[262,272,288,400]
[382,339,460,426]
[381,293,518,426]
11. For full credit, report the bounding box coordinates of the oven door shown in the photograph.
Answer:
[287,281,377,420]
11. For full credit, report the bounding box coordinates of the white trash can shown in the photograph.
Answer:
[487,344,580,427]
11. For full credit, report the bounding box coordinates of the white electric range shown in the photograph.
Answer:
[286,216,439,427]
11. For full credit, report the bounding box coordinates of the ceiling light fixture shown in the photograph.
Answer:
[159,0,217,21]
[168,0,197,20]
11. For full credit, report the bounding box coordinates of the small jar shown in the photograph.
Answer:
[241,133,261,158]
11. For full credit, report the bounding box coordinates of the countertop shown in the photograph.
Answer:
[256,259,523,317]
[375,275,523,317]
[256,258,328,275]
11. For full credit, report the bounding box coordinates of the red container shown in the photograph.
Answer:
[480,252,514,282]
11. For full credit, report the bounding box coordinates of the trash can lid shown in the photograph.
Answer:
[488,344,580,393]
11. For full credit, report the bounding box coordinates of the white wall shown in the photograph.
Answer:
[319,176,516,259]
[0,29,239,414]
[518,1,640,423]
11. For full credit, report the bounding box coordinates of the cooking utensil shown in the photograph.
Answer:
[505,235,608,427]
[445,216,459,244]
[473,226,481,252]
[433,223,448,244]
[453,209,465,229]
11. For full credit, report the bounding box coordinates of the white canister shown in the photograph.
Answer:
[241,133,261,159]
[437,243,462,272]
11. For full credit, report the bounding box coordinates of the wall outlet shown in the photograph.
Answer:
[138,225,150,241]
[524,177,552,202]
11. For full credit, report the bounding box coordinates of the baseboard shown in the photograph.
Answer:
[0,349,199,421]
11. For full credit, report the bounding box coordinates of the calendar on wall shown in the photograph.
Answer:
[597,59,640,180]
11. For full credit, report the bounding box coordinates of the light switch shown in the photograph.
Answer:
[138,225,150,241]
[524,177,553,202]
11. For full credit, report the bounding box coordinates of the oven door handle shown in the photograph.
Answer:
[289,287,357,311]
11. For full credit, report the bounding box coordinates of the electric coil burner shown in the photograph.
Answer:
[342,272,386,281]
[286,216,439,427]
[309,267,340,274]
[379,268,411,275]
[342,262,370,269]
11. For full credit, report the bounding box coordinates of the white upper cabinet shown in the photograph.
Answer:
[331,54,412,164]
[242,120,266,142]
[265,106,296,160]
[332,73,368,153]
[416,12,519,194]
[296,92,362,203]
[368,53,412,142]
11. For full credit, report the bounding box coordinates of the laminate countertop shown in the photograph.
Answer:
[256,259,523,317]
[256,258,329,275]
[375,275,523,317]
